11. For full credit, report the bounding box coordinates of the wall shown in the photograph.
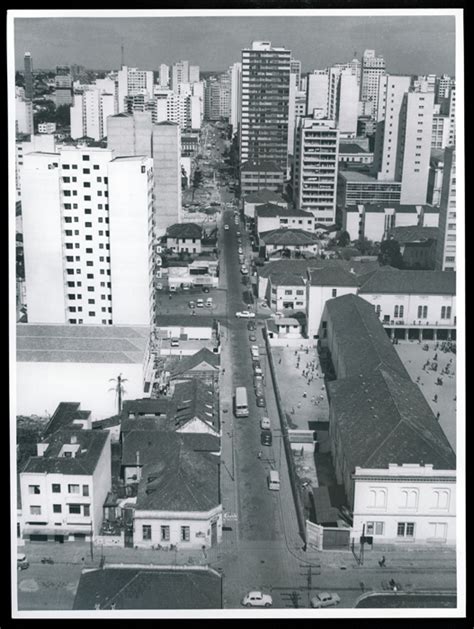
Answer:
[307,284,358,338]
[257,214,314,235]
[16,361,146,419]
[271,283,307,312]
[133,506,222,549]
[358,292,456,327]
[91,431,112,536]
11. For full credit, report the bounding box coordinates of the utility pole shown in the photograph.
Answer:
[300,563,317,607]
[359,523,366,566]
[90,520,94,562]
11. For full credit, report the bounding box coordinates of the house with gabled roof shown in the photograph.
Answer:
[255,203,314,235]
[167,379,220,437]
[318,294,456,546]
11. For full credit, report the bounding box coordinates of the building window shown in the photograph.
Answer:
[400,489,419,509]
[366,521,385,536]
[368,488,387,509]
[432,489,450,510]
[52,484,61,493]
[428,522,447,540]
[68,484,80,494]
[417,305,428,319]
[161,525,170,541]
[69,504,81,514]
[142,525,152,540]
[30,506,41,515]
[181,526,190,542]
[441,306,452,319]
[84,505,90,517]
[82,155,90,161]
[53,504,62,513]
[82,485,89,497]
[397,522,415,537]
[28,485,40,494]
[332,289,337,298]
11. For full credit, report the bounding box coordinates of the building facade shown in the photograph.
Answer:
[24,51,34,100]
[71,88,116,141]
[240,41,291,173]
[435,147,456,271]
[117,66,154,113]
[360,49,386,116]
[15,96,34,135]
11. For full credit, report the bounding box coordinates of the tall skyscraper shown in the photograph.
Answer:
[159,63,170,87]
[240,41,291,173]
[293,113,339,223]
[205,74,231,121]
[189,65,200,83]
[290,59,302,89]
[24,52,34,100]
[172,60,190,92]
[21,147,154,325]
[15,96,34,135]
[360,49,386,116]
[55,66,73,106]
[306,71,330,118]
[229,62,242,134]
[70,88,116,141]
[372,75,434,205]
[436,147,456,271]
[116,66,154,113]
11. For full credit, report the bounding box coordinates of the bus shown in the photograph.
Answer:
[234,386,249,417]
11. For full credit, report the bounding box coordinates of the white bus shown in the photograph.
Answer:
[234,386,249,417]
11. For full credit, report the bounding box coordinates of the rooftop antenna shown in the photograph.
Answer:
[121,43,125,68]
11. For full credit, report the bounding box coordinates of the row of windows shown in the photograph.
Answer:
[64,217,109,224]
[30,504,90,516]
[64,204,108,210]
[29,483,89,495]
[142,525,190,542]
[368,487,450,510]
[375,305,453,320]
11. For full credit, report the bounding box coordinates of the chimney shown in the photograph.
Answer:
[70,435,77,444]
[136,450,140,467]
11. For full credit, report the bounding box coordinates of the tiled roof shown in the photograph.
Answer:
[324,294,408,378]
[122,398,169,417]
[73,567,222,610]
[338,143,369,154]
[256,204,313,218]
[269,272,307,287]
[359,270,456,295]
[121,417,166,433]
[260,228,319,246]
[169,348,220,377]
[308,266,360,287]
[241,160,282,173]
[21,429,109,475]
[166,223,202,239]
[327,366,456,470]
[388,226,439,243]
[43,402,90,437]
[121,430,220,466]
[244,190,286,204]
[167,380,219,432]
[17,324,149,364]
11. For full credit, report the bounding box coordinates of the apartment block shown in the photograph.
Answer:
[360,49,386,116]
[152,122,182,237]
[436,146,456,271]
[229,62,242,133]
[159,64,170,87]
[55,66,73,106]
[21,147,154,326]
[71,88,116,141]
[205,74,231,121]
[24,51,34,100]
[293,114,339,223]
[117,66,154,113]
[240,41,291,173]
[172,60,190,92]
[15,96,34,135]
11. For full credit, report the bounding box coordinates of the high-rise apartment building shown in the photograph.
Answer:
[189,65,200,83]
[240,41,291,173]
[431,105,451,150]
[287,73,307,154]
[172,60,190,92]
[70,88,116,141]
[229,62,242,134]
[127,89,201,130]
[306,71,329,118]
[293,113,339,223]
[436,74,454,104]
[360,49,386,116]
[159,64,170,87]
[336,70,358,136]
[306,66,358,136]
[21,147,154,326]
[15,96,34,135]
[16,134,57,200]
[55,66,73,106]
[372,75,434,205]
[107,113,182,237]
[436,147,456,271]
[205,74,231,121]
[290,59,302,89]
[116,66,154,113]
[24,52,34,100]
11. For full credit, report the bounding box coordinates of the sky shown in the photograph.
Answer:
[13,13,457,75]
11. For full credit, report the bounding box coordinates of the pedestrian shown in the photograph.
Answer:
[433,394,438,403]
[279,358,282,364]
[297,402,302,409]
[311,396,316,404]
[303,391,307,398]
[436,412,440,421]
[257,450,262,459]
[379,556,386,567]
[291,407,295,414]
[416,376,421,383]
[434,353,438,361]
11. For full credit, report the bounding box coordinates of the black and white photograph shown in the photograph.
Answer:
[8,7,464,620]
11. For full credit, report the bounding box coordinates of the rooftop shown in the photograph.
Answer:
[256,204,313,218]
[168,348,220,378]
[167,379,219,433]
[43,402,91,437]
[166,223,203,239]
[17,324,149,364]
[241,160,282,173]
[308,266,360,287]
[73,567,221,610]
[121,429,220,464]
[324,294,408,378]
[359,270,456,295]
[122,398,169,417]
[244,189,287,204]
[339,171,401,185]
[21,429,109,475]
[260,228,319,246]
[345,203,433,214]
[338,144,370,154]
[388,225,439,243]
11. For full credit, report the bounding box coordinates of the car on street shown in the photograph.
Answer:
[240,266,249,275]
[237,238,242,245]
[254,365,263,376]
[249,334,257,342]
[260,301,269,308]
[247,321,256,331]
[260,429,272,445]
[256,395,266,408]
[202,286,210,293]
[260,416,271,430]
[236,231,241,236]
[188,301,196,309]
[224,224,230,230]
[196,299,204,308]
[255,384,264,397]
[235,310,255,318]
[238,247,243,254]
[17,553,29,571]
[310,593,341,608]
[241,591,273,608]
[182,285,190,291]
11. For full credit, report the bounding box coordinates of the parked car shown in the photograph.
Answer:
[235,311,255,318]
[256,395,266,408]
[260,429,272,445]
[224,224,230,231]
[238,247,243,254]
[188,300,196,309]
[241,591,273,608]
[247,321,256,331]
[202,286,210,293]
[310,593,341,608]
[170,338,180,347]
[260,416,271,430]
[17,553,29,571]
[240,266,248,275]
[249,334,257,342]
[196,299,204,308]
[254,365,263,376]
[182,285,190,291]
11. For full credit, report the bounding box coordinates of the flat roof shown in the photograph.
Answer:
[17,324,149,364]
[339,171,401,185]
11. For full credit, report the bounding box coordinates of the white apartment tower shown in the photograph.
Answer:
[293,113,339,224]
[159,64,170,87]
[229,62,242,134]
[70,89,115,141]
[360,49,386,116]
[172,60,190,92]
[373,75,434,205]
[189,65,200,83]
[15,96,34,135]
[21,147,154,326]
[436,147,456,271]
[117,66,154,113]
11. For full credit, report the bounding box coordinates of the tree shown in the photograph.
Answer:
[337,230,351,247]
[378,238,404,268]
[109,373,128,415]
[192,169,203,200]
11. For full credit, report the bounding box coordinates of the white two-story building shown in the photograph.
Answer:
[255,204,315,235]
[19,429,111,543]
